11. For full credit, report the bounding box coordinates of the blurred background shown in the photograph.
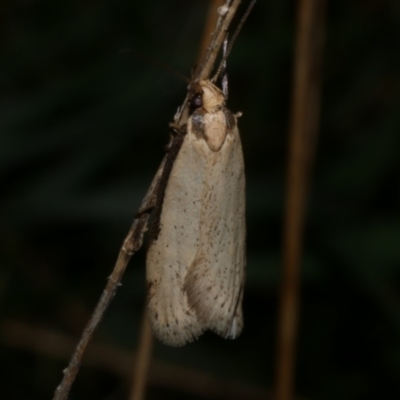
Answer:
[1,0,400,399]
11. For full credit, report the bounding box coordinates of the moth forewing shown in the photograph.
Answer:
[146,80,246,346]
[184,121,245,338]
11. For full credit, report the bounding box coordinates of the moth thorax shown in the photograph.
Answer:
[198,80,225,113]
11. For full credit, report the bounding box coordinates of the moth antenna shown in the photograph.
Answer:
[222,73,228,99]
[212,36,228,85]
[212,0,257,83]
[119,48,190,83]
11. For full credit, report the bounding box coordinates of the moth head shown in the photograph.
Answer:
[189,80,225,113]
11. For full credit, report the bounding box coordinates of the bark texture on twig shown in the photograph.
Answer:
[274,1,327,400]
[197,0,226,63]
[52,2,245,399]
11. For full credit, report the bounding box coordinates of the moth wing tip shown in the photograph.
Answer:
[154,329,203,347]
[149,315,204,347]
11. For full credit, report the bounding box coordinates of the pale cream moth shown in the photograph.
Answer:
[146,79,245,346]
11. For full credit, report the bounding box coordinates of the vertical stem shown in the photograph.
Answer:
[197,0,226,63]
[129,313,153,400]
[274,1,327,400]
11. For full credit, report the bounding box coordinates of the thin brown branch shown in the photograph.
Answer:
[213,0,257,83]
[52,2,248,400]
[52,168,161,400]
[129,313,153,400]
[195,0,242,81]
[274,1,327,400]
[3,320,273,400]
[197,0,226,64]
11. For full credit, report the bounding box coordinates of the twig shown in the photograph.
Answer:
[197,0,226,64]
[3,320,275,400]
[195,0,242,82]
[53,165,162,400]
[52,2,246,400]
[129,313,153,400]
[274,1,327,400]
[213,0,257,82]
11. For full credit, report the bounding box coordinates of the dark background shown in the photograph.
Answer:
[1,1,400,399]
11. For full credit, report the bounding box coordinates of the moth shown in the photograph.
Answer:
[146,79,246,346]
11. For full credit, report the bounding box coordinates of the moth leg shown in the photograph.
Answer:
[136,194,157,217]
[165,123,186,152]
[221,38,229,99]
[169,122,186,136]
[222,73,228,100]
